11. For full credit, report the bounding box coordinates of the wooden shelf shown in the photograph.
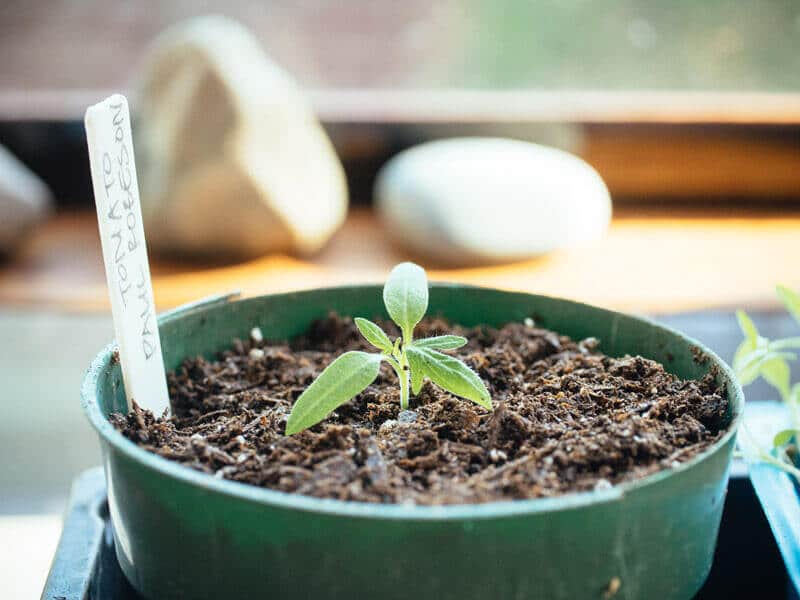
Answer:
[2,208,799,315]
[5,89,800,125]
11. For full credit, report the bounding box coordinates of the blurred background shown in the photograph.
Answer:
[1,1,800,596]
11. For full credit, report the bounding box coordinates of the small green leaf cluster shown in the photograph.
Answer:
[285,263,492,435]
[735,285,800,480]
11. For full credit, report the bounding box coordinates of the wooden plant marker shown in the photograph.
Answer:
[85,94,170,415]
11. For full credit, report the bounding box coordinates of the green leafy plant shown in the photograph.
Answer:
[734,284,800,480]
[285,262,492,435]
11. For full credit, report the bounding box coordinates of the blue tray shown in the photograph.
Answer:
[40,468,138,599]
[743,402,800,594]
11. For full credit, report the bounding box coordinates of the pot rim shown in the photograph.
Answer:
[81,284,743,521]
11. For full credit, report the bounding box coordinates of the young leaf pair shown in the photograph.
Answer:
[734,284,800,478]
[285,262,492,435]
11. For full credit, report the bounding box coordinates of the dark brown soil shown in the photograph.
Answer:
[112,314,729,505]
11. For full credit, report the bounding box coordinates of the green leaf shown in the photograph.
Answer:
[406,346,492,410]
[777,285,800,326]
[735,347,795,386]
[771,337,800,350]
[775,429,798,448]
[761,356,791,402]
[406,349,426,395]
[733,310,766,385]
[413,335,467,351]
[354,317,393,353]
[408,356,424,395]
[733,339,760,384]
[285,351,382,435]
[736,310,759,344]
[773,429,797,448]
[383,262,428,342]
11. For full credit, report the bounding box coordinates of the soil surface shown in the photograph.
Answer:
[112,315,729,505]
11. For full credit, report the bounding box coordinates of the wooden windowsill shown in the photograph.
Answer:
[2,207,799,315]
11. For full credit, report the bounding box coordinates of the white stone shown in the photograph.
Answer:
[250,327,264,344]
[397,409,418,424]
[134,16,347,259]
[488,448,507,463]
[594,478,613,491]
[0,144,51,253]
[375,138,611,264]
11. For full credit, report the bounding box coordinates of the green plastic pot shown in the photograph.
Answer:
[82,285,742,600]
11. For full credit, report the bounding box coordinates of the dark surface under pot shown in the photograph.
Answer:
[43,308,796,599]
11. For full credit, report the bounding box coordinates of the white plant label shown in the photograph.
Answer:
[85,94,170,415]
